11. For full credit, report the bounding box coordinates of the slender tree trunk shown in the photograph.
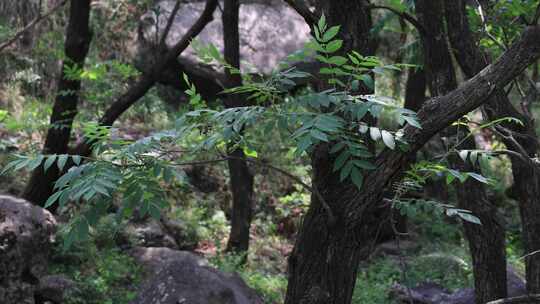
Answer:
[222,0,255,254]
[393,67,427,234]
[444,0,540,294]
[404,68,426,112]
[418,1,507,303]
[23,0,92,210]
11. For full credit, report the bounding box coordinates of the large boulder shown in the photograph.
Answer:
[138,0,311,74]
[129,247,263,304]
[0,195,57,304]
[35,274,79,303]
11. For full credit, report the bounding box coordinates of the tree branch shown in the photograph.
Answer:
[159,0,182,49]
[346,25,540,226]
[367,5,428,38]
[0,0,68,53]
[487,295,540,304]
[283,0,317,26]
[405,25,540,153]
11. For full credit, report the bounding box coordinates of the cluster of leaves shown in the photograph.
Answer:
[389,159,496,225]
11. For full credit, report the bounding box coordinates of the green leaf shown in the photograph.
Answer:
[458,212,482,225]
[381,130,395,150]
[350,167,363,190]
[468,172,490,184]
[27,155,44,171]
[318,14,327,32]
[333,150,350,172]
[295,135,313,156]
[325,40,343,53]
[310,129,329,142]
[470,150,478,165]
[369,127,381,141]
[340,160,354,182]
[243,146,258,158]
[459,150,469,163]
[0,160,18,175]
[404,116,422,128]
[44,191,62,208]
[163,168,173,183]
[44,155,57,172]
[322,25,340,42]
[330,142,346,154]
[352,160,376,170]
[149,203,162,220]
[446,174,456,185]
[327,56,348,66]
[57,154,68,171]
[359,74,374,90]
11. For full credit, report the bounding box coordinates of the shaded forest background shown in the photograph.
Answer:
[1,0,540,303]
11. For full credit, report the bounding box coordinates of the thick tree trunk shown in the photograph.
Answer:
[444,0,540,294]
[284,21,540,304]
[23,0,92,210]
[417,1,507,302]
[285,1,379,303]
[222,0,255,254]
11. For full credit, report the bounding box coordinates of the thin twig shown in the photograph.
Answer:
[0,0,68,53]
[159,0,182,49]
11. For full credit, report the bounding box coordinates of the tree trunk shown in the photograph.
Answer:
[444,0,540,294]
[417,1,507,302]
[285,1,380,303]
[222,0,255,254]
[404,68,426,112]
[23,0,92,210]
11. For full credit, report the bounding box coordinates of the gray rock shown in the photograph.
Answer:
[129,246,208,275]
[35,274,79,303]
[0,195,57,304]
[129,247,263,304]
[118,216,197,250]
[138,0,311,74]
[390,266,527,304]
[121,219,179,249]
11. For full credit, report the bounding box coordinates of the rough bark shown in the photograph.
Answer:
[404,68,426,112]
[284,18,540,304]
[417,1,507,302]
[23,0,92,210]
[285,1,380,303]
[222,0,255,254]
[444,0,540,294]
[487,295,540,304]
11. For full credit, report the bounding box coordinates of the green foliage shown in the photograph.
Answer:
[210,251,287,303]
[50,220,142,304]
